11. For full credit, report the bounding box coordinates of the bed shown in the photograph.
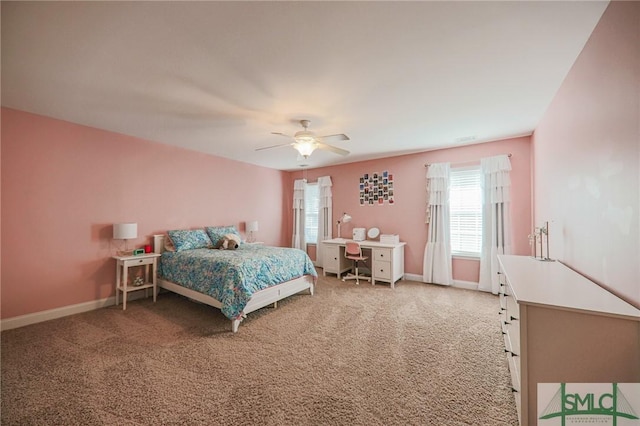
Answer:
[153,234,316,333]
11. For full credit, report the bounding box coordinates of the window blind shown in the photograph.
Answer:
[304,183,319,244]
[449,167,482,256]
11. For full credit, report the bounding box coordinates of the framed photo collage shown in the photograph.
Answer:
[359,170,394,206]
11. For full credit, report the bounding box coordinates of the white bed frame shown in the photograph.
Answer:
[153,234,315,333]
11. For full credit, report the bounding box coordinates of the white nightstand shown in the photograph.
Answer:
[112,253,161,310]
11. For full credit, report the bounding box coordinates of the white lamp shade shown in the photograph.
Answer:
[340,213,352,223]
[246,220,259,232]
[113,223,137,240]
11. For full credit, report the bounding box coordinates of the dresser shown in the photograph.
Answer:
[497,255,640,426]
[322,238,406,288]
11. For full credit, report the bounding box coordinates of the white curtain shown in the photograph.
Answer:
[478,155,513,294]
[292,179,306,249]
[423,163,453,285]
[316,176,333,267]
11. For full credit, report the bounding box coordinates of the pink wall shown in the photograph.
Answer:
[1,108,288,319]
[1,113,532,320]
[288,136,532,282]
[532,1,639,307]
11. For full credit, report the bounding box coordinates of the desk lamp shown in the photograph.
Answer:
[336,213,352,238]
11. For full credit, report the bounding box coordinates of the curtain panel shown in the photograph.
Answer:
[423,163,453,285]
[316,176,333,267]
[425,175,431,224]
[292,179,306,249]
[478,155,513,294]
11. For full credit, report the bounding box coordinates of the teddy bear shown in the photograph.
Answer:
[214,233,241,250]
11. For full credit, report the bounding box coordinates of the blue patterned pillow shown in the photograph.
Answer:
[167,229,212,252]
[205,225,241,246]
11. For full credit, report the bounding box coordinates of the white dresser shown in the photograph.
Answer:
[498,255,640,426]
[322,238,406,288]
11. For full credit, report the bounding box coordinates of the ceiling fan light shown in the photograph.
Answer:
[294,141,317,158]
[294,130,316,144]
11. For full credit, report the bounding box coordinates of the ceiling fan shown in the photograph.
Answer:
[256,120,350,158]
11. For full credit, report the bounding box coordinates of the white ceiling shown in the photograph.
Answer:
[1,1,608,171]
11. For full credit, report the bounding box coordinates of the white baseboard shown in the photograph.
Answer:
[452,280,479,290]
[1,292,149,331]
[403,273,424,282]
[403,273,479,290]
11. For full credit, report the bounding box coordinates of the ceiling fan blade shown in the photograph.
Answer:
[255,142,293,152]
[317,142,350,156]
[271,132,293,138]
[318,134,350,143]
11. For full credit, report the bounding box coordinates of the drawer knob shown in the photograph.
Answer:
[510,315,517,321]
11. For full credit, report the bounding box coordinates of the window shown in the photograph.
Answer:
[449,167,482,257]
[304,183,319,244]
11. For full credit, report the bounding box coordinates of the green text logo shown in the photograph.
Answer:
[539,383,639,425]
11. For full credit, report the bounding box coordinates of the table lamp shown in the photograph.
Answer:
[246,220,259,243]
[113,222,137,255]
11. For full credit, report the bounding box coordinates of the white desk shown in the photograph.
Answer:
[322,238,406,288]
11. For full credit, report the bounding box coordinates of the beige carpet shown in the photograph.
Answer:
[1,274,518,425]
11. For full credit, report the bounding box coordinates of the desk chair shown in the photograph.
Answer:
[342,241,371,285]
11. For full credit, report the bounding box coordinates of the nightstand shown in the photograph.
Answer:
[245,241,264,245]
[112,253,161,310]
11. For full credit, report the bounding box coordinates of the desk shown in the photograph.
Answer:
[322,238,406,288]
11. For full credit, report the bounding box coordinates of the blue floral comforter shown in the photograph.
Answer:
[159,244,317,320]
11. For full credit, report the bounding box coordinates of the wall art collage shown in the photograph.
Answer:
[359,170,394,206]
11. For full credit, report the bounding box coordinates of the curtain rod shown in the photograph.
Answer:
[424,153,511,168]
